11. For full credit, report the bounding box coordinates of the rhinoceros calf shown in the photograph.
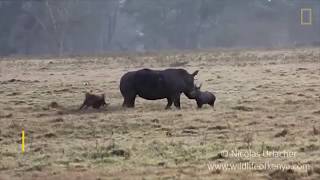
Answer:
[194,85,216,108]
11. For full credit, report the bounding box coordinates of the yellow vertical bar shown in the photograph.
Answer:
[22,130,25,153]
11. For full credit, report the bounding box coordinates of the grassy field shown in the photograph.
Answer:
[0,48,320,180]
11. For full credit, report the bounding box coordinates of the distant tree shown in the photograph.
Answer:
[123,0,226,50]
[0,0,319,56]
[0,2,24,56]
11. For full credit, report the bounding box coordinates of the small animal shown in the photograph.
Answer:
[194,84,216,108]
[79,92,107,110]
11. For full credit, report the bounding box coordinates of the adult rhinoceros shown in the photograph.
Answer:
[120,68,199,109]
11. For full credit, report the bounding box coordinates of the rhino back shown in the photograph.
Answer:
[133,69,170,99]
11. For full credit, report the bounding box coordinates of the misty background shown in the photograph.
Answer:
[0,0,319,56]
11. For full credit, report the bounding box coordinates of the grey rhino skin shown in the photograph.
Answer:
[194,85,216,108]
[120,68,199,109]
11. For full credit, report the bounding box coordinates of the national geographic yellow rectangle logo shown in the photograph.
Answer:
[301,8,312,25]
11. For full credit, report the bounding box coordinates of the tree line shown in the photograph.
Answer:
[0,0,319,56]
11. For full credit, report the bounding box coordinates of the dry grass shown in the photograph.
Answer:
[0,48,320,179]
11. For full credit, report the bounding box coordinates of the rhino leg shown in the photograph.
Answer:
[123,94,136,108]
[197,101,203,108]
[128,96,136,107]
[165,98,173,109]
[173,94,181,109]
[122,101,126,107]
[209,101,215,107]
[209,97,215,107]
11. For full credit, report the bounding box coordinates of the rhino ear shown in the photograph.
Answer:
[192,70,199,77]
[85,92,90,97]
